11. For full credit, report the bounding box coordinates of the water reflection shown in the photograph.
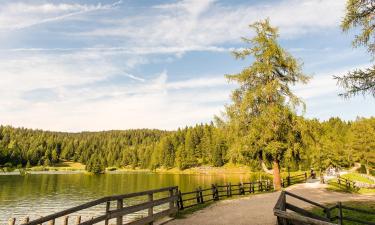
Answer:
[0,172,267,224]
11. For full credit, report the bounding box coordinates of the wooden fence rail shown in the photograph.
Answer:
[336,176,357,191]
[177,179,274,210]
[12,186,178,225]
[274,191,375,225]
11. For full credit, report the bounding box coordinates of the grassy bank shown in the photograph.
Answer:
[326,173,375,194]
[310,201,375,224]
[2,161,310,178]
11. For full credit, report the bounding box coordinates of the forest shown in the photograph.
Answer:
[0,116,374,174]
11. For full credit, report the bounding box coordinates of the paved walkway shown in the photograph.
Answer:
[166,182,374,225]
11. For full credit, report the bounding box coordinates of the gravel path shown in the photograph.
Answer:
[166,182,374,225]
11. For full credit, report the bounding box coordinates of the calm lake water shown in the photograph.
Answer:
[0,172,262,224]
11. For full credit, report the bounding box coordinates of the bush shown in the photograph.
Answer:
[359,164,367,174]
[86,156,105,174]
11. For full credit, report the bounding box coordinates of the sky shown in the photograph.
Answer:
[0,0,374,132]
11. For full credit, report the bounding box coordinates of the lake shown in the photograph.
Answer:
[0,172,263,224]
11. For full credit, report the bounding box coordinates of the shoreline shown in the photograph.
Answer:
[0,165,259,176]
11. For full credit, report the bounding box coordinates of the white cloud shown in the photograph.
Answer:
[0,1,121,30]
[79,0,345,53]
[0,48,230,131]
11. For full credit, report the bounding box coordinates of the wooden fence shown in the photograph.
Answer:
[9,186,178,225]
[177,180,273,210]
[282,172,308,187]
[8,172,310,225]
[336,176,357,190]
[274,191,375,225]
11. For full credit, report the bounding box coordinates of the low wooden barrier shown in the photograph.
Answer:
[177,180,272,210]
[282,172,308,187]
[8,186,178,225]
[274,191,375,225]
[8,172,312,225]
[336,176,356,190]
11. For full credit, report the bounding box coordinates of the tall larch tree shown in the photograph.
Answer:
[225,19,309,190]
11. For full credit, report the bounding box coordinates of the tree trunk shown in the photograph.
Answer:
[273,159,282,191]
[260,159,273,174]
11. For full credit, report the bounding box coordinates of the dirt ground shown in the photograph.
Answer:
[165,181,374,225]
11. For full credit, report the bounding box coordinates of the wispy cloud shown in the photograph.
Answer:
[78,0,345,54]
[0,1,122,30]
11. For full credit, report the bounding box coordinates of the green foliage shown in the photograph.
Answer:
[359,164,367,174]
[223,19,309,177]
[335,0,375,97]
[86,154,105,174]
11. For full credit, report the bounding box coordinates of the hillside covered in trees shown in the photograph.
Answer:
[0,117,374,174]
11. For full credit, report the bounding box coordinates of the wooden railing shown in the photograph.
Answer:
[10,186,178,225]
[336,176,357,190]
[177,180,273,210]
[8,172,312,225]
[327,202,375,225]
[282,172,308,187]
[274,191,375,225]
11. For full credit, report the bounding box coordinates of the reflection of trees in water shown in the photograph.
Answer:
[1,172,268,224]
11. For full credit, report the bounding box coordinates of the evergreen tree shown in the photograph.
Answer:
[224,19,309,190]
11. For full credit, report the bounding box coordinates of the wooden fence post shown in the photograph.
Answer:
[105,201,110,225]
[226,183,230,197]
[305,172,307,182]
[196,188,201,204]
[325,207,331,220]
[178,190,184,210]
[338,202,343,225]
[259,180,263,192]
[75,216,81,225]
[116,199,123,225]
[199,187,204,203]
[63,216,69,225]
[8,218,15,225]
[252,182,255,193]
[211,184,215,201]
[148,193,153,225]
[169,188,175,210]
[229,182,232,197]
[215,184,219,200]
[287,176,291,186]
[238,182,242,195]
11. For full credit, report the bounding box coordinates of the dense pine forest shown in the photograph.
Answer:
[0,117,374,174]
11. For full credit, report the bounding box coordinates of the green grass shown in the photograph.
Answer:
[310,201,375,225]
[342,173,375,184]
